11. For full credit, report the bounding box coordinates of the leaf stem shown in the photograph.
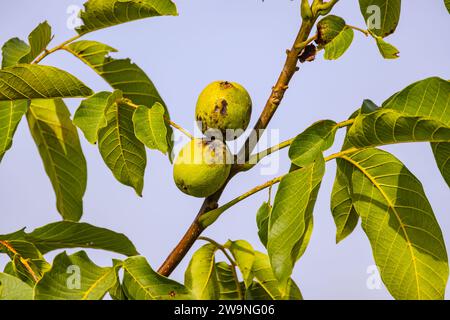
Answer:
[336,118,355,128]
[197,236,244,300]
[199,175,284,228]
[32,34,82,64]
[347,25,369,37]
[324,147,359,162]
[238,118,355,171]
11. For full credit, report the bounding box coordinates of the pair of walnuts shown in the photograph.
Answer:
[173,81,252,197]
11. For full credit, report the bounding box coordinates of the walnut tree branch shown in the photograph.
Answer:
[158,1,340,277]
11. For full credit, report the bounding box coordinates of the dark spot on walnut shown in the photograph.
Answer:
[220,99,228,116]
[220,81,234,89]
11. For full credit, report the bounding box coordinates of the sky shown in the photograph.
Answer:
[0,0,449,300]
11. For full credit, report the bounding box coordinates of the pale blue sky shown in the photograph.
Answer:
[0,1,449,299]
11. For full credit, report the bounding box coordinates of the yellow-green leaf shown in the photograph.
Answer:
[1,21,52,67]
[76,0,178,35]
[74,91,122,144]
[133,102,168,154]
[34,251,117,300]
[268,158,324,289]
[330,164,359,243]
[225,240,255,288]
[98,101,146,195]
[184,243,219,300]
[215,262,242,300]
[359,0,401,38]
[374,35,400,59]
[0,64,93,101]
[27,99,87,221]
[323,27,354,60]
[0,272,33,300]
[65,40,173,159]
[341,148,448,300]
[0,100,28,162]
[289,120,337,167]
[123,256,193,300]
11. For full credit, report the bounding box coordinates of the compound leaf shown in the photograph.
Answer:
[65,40,173,159]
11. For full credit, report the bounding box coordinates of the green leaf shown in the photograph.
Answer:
[247,251,302,300]
[225,240,255,288]
[0,272,33,300]
[184,243,219,300]
[0,240,50,284]
[359,0,401,38]
[133,102,168,154]
[34,251,117,300]
[432,142,450,188]
[2,38,29,68]
[76,0,178,35]
[323,27,354,60]
[383,78,450,124]
[0,100,28,162]
[65,40,173,159]
[20,21,52,64]
[1,21,52,67]
[361,99,380,114]
[289,120,337,167]
[74,91,122,144]
[268,158,325,290]
[98,101,147,195]
[215,262,241,300]
[6,221,139,256]
[27,99,87,221]
[330,164,359,243]
[374,35,400,59]
[347,109,450,148]
[445,0,450,13]
[109,260,128,300]
[341,148,448,299]
[383,77,450,185]
[316,15,346,46]
[0,64,93,101]
[123,256,193,300]
[256,202,271,248]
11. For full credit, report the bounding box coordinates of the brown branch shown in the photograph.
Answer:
[157,18,318,277]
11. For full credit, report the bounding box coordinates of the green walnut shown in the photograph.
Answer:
[195,81,252,140]
[173,138,232,198]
